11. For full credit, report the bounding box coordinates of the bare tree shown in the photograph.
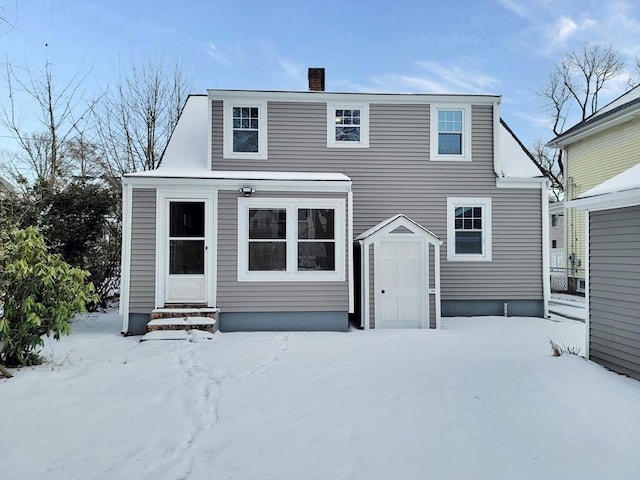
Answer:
[1,61,95,188]
[92,59,192,180]
[534,43,629,197]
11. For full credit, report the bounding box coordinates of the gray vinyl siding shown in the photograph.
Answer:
[216,190,349,312]
[212,100,543,302]
[129,188,157,312]
[589,206,640,380]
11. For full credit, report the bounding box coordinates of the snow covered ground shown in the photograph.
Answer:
[1,310,639,480]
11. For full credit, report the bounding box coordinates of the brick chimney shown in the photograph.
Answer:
[308,67,325,92]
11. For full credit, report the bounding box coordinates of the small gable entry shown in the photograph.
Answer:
[355,215,443,330]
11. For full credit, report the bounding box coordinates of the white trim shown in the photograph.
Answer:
[207,98,213,169]
[434,246,441,329]
[209,89,500,106]
[123,175,351,193]
[120,182,133,334]
[430,104,472,162]
[363,241,370,330]
[446,197,493,262]
[223,100,268,160]
[496,178,546,188]
[211,189,219,307]
[237,197,346,282]
[326,102,370,148]
[567,189,640,211]
[348,191,354,314]
[493,100,501,176]
[584,212,590,359]
[541,181,551,318]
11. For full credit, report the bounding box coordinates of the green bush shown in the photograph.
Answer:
[0,226,97,366]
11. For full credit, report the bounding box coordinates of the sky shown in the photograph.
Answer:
[0,0,639,159]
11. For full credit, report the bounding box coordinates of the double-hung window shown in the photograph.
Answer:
[327,102,369,148]
[447,197,492,261]
[238,198,345,281]
[224,100,267,159]
[430,104,471,161]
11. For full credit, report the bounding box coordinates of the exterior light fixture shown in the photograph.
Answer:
[239,187,255,196]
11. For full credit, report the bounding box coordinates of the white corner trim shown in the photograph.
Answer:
[120,182,133,333]
[326,102,370,148]
[584,212,590,359]
[542,182,550,318]
[429,103,472,162]
[222,99,268,160]
[348,191,354,314]
[493,100,501,177]
[363,241,370,330]
[434,246,441,329]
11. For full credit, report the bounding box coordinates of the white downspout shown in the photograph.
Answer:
[542,180,551,318]
[435,244,441,329]
[493,99,502,177]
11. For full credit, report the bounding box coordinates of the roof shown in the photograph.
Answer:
[355,214,442,246]
[567,163,640,211]
[547,86,640,148]
[499,119,546,178]
[125,170,351,182]
[144,90,542,180]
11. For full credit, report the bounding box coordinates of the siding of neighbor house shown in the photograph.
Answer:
[589,205,640,380]
[212,100,543,312]
[129,188,157,312]
[565,118,640,284]
[216,190,349,313]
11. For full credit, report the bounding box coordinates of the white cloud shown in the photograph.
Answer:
[206,44,231,65]
[416,61,499,93]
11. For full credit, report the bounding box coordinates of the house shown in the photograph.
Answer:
[119,68,548,335]
[547,86,640,293]
[567,164,640,380]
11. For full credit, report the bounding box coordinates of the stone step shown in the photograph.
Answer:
[147,315,218,333]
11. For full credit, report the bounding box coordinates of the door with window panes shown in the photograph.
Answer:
[166,200,208,304]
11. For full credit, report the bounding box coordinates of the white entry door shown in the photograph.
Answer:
[165,200,208,304]
[376,238,427,328]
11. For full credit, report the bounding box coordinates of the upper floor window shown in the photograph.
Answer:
[446,197,492,261]
[327,102,369,148]
[430,104,471,161]
[224,100,267,160]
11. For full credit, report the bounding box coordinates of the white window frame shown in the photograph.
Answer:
[238,197,345,281]
[326,102,369,148]
[223,100,268,160]
[430,104,471,161]
[446,197,492,261]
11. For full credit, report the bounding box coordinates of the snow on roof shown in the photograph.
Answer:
[158,94,209,172]
[568,163,640,210]
[499,120,544,178]
[126,169,351,182]
[355,214,442,245]
[592,85,640,118]
[579,163,640,198]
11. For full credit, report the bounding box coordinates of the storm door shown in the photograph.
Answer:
[165,200,207,304]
